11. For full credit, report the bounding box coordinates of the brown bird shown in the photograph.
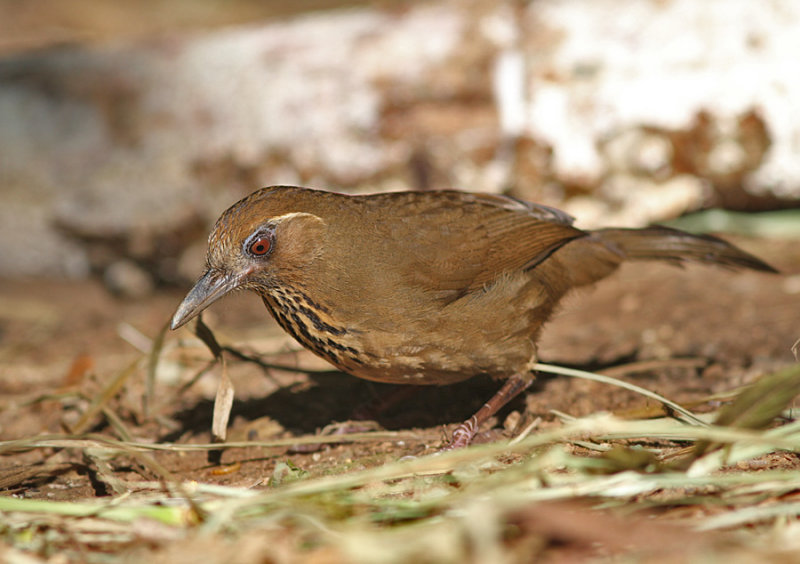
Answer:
[171,186,775,448]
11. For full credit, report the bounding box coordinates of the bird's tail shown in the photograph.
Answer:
[594,226,777,272]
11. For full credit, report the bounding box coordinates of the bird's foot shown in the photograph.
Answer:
[438,372,534,451]
[439,416,479,451]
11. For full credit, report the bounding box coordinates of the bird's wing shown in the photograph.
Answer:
[381,192,586,301]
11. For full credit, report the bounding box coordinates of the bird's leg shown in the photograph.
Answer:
[444,372,534,450]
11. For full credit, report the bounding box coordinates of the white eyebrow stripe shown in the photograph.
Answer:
[271,212,316,222]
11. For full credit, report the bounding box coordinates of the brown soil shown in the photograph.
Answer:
[0,235,798,559]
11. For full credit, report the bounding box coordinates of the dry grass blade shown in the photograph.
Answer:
[599,357,708,378]
[0,432,206,520]
[211,357,233,443]
[0,462,76,490]
[0,430,419,456]
[144,320,170,417]
[222,344,316,376]
[713,364,800,429]
[194,314,223,359]
[693,364,800,458]
[70,359,139,435]
[697,501,800,531]
[0,496,190,526]
[192,314,233,449]
[533,362,707,426]
[2,406,800,561]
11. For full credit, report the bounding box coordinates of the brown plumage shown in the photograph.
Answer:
[171,186,776,448]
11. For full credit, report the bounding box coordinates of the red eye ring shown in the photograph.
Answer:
[249,237,272,256]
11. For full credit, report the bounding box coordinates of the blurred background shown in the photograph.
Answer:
[2,4,800,560]
[1,0,799,297]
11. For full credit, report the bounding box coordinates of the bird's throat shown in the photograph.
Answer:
[260,288,366,373]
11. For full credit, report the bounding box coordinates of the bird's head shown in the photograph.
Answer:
[170,187,326,330]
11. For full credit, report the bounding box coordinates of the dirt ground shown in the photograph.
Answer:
[0,235,799,560]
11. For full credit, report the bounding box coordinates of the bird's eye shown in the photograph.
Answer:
[248,237,272,256]
[244,226,276,259]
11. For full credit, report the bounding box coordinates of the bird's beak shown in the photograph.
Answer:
[170,269,239,330]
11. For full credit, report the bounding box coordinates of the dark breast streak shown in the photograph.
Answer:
[260,286,365,371]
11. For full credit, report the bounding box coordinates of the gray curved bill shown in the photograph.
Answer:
[170,269,238,330]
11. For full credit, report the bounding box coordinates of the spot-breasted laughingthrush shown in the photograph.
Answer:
[171,186,776,448]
